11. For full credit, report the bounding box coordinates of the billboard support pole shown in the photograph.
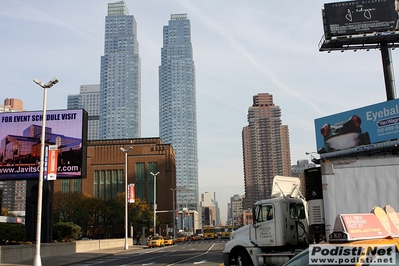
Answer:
[380,41,396,100]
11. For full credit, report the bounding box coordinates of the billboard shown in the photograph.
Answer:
[323,0,398,39]
[0,109,87,180]
[315,98,399,154]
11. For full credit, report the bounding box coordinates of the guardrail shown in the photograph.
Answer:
[0,238,128,264]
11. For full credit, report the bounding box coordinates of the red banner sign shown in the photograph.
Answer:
[128,183,135,203]
[335,205,399,241]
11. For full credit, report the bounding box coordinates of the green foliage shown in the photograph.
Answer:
[53,192,153,239]
[0,223,26,244]
[53,192,89,226]
[53,222,81,241]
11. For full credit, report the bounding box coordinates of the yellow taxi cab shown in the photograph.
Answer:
[147,235,164,248]
[175,234,187,243]
[163,236,174,246]
[190,234,202,241]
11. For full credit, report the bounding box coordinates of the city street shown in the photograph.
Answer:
[70,239,227,266]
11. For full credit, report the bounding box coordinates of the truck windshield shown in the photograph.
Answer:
[256,204,274,222]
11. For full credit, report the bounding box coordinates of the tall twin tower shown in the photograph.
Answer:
[68,1,198,210]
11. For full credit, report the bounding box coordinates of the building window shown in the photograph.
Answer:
[112,170,118,198]
[118,169,124,194]
[135,163,145,200]
[100,170,105,200]
[73,179,82,193]
[106,170,111,199]
[61,179,70,193]
[148,162,158,204]
[94,171,99,198]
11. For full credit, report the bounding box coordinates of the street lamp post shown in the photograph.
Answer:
[120,147,133,250]
[186,199,192,233]
[150,171,160,235]
[170,188,177,239]
[32,78,59,266]
[181,195,186,231]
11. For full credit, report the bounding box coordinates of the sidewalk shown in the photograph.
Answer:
[1,244,146,266]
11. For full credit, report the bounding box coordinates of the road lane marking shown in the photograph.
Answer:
[193,260,208,264]
[166,243,215,266]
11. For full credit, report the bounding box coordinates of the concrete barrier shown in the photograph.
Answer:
[0,238,127,264]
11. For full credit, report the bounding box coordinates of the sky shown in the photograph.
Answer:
[0,0,396,223]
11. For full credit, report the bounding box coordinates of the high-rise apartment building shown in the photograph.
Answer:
[68,84,100,140]
[230,194,243,229]
[0,98,26,214]
[99,1,141,139]
[200,192,218,226]
[159,14,199,213]
[242,93,292,209]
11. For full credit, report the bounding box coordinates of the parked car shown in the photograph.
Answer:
[163,236,174,245]
[147,235,164,248]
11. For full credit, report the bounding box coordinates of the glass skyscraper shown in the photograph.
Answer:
[67,84,100,140]
[100,1,141,139]
[159,14,199,212]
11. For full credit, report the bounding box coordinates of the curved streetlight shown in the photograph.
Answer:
[33,77,59,266]
[305,151,322,164]
[150,171,160,235]
[120,147,133,250]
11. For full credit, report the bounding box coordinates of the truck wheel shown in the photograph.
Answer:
[234,249,252,266]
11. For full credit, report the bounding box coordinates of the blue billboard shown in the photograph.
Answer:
[315,99,399,154]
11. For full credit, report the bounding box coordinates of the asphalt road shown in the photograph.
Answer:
[69,239,227,266]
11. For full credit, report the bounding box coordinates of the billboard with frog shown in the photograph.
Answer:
[315,98,399,154]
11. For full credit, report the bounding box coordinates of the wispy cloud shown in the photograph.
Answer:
[177,1,325,117]
[0,0,100,42]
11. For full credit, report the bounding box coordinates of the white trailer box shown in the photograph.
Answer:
[319,156,399,237]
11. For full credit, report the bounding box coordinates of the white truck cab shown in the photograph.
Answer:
[223,176,312,266]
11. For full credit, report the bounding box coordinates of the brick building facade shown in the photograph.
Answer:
[53,138,176,235]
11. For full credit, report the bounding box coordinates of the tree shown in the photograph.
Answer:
[53,192,153,239]
[53,222,81,241]
[83,196,105,239]
[103,198,124,238]
[114,193,153,235]
[1,207,10,216]
[53,192,90,236]
[53,192,89,224]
